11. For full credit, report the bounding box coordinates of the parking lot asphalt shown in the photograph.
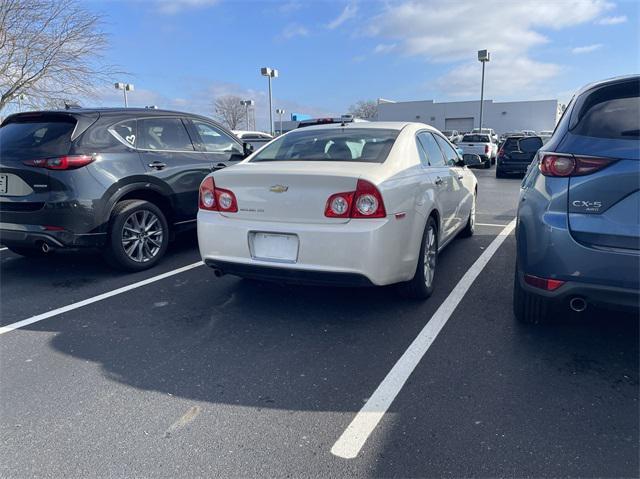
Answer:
[1,169,638,478]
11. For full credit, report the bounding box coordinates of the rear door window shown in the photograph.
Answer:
[417,132,447,167]
[110,120,137,147]
[0,118,76,159]
[138,118,195,151]
[570,79,640,140]
[434,134,460,166]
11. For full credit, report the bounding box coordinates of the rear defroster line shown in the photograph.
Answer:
[0,261,204,335]
[331,219,516,459]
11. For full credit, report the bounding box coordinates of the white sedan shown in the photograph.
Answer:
[198,122,479,298]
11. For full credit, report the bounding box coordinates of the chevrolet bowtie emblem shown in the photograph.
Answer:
[269,185,289,193]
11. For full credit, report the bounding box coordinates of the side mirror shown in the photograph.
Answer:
[243,142,254,157]
[463,154,482,167]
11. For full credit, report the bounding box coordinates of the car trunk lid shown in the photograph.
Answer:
[212,162,379,224]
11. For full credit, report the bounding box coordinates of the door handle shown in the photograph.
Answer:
[434,176,443,186]
[148,161,166,170]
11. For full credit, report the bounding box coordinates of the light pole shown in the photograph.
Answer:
[115,82,134,107]
[477,50,490,131]
[275,108,285,135]
[17,93,26,112]
[240,99,255,130]
[260,67,278,135]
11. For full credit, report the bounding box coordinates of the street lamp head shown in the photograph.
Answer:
[477,49,490,62]
[261,67,278,78]
[125,84,134,91]
[276,108,285,115]
[114,82,125,90]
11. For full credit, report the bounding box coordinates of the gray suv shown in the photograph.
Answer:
[0,108,252,270]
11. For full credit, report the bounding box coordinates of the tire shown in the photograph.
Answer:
[483,158,491,169]
[399,216,438,299]
[513,265,551,324]
[7,245,50,258]
[103,199,169,271]
[460,193,476,238]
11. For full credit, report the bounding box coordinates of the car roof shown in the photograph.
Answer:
[8,107,217,122]
[292,121,416,132]
[574,74,639,98]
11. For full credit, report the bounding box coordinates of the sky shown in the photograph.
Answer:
[86,0,638,129]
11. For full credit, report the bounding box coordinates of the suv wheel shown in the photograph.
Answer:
[104,200,169,271]
[399,216,438,299]
[483,158,491,169]
[513,265,551,324]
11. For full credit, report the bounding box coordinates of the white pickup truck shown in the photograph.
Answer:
[457,133,497,169]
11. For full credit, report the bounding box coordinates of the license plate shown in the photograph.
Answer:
[249,232,299,262]
[0,174,7,194]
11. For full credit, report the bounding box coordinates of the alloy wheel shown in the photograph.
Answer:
[121,209,164,263]
[423,226,437,287]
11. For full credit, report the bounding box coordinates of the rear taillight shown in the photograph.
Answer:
[539,153,614,177]
[199,177,238,212]
[23,155,94,170]
[524,274,565,291]
[497,148,504,157]
[324,179,386,219]
[484,145,490,154]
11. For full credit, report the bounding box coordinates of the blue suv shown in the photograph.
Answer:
[514,76,639,323]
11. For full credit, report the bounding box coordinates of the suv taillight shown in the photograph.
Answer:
[23,155,94,170]
[497,148,504,157]
[324,179,386,218]
[484,145,490,154]
[199,177,238,212]
[539,153,615,177]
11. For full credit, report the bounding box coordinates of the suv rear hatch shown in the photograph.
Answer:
[565,78,639,251]
[0,112,98,213]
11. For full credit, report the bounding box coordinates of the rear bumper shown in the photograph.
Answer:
[205,259,374,287]
[197,211,420,286]
[497,161,530,174]
[0,223,106,249]
[518,270,639,312]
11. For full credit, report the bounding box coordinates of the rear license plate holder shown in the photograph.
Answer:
[249,232,299,263]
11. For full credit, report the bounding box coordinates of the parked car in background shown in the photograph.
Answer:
[496,135,542,178]
[520,130,536,136]
[441,130,461,143]
[457,133,496,168]
[198,122,480,299]
[538,130,553,143]
[233,130,273,150]
[514,75,639,323]
[0,108,252,270]
[297,115,369,129]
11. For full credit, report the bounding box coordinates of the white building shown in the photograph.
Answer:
[377,99,560,134]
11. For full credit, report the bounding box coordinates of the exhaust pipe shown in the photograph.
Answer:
[569,297,587,313]
[40,242,52,253]
[212,268,224,278]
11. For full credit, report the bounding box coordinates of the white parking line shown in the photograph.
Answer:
[0,261,204,336]
[476,222,510,227]
[330,219,516,459]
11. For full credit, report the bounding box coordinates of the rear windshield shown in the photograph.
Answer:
[0,118,76,159]
[502,138,521,152]
[462,134,490,143]
[250,128,399,163]
[571,79,640,140]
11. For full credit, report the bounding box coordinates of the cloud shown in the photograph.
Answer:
[327,2,358,30]
[278,1,303,14]
[367,0,612,98]
[373,43,396,54]
[596,15,627,25]
[155,0,219,15]
[571,43,603,54]
[279,23,309,40]
[435,57,561,99]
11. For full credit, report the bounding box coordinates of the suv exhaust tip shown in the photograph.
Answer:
[212,268,224,278]
[569,297,587,313]
[40,242,53,253]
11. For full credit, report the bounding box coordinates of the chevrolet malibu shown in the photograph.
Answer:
[197,122,479,298]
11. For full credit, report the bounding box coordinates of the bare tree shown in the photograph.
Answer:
[0,0,119,112]
[213,95,247,130]
[348,100,378,120]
